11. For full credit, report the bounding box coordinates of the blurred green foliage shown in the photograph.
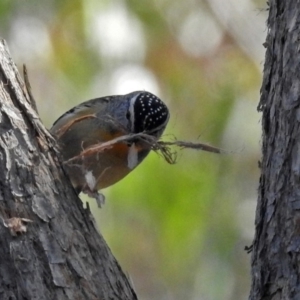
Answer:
[0,0,266,299]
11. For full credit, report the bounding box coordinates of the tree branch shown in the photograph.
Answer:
[0,39,137,300]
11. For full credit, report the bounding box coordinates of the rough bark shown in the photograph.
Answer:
[249,1,300,299]
[0,39,138,300]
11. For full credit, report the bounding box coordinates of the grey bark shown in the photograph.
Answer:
[249,1,300,299]
[0,39,138,300]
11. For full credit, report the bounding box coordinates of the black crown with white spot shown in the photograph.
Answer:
[131,92,169,135]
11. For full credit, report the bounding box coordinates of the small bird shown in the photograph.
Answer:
[50,91,169,206]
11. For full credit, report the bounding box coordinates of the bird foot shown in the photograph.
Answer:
[83,189,105,208]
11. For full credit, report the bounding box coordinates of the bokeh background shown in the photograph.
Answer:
[0,0,267,299]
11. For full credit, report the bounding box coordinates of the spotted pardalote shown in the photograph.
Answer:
[50,91,169,206]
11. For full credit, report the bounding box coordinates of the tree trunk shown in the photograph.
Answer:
[0,39,137,300]
[249,1,300,299]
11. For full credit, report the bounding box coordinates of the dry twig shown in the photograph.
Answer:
[64,132,225,166]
